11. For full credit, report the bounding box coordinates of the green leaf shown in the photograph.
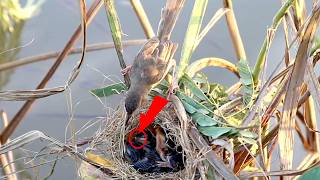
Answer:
[238,130,258,139]
[193,72,209,84]
[191,112,217,126]
[237,59,254,105]
[178,0,208,78]
[90,82,127,97]
[299,166,320,180]
[181,100,197,114]
[208,83,228,107]
[198,126,234,138]
[238,137,258,152]
[180,74,211,102]
[176,91,211,114]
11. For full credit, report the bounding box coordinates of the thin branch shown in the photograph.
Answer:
[130,0,155,38]
[0,40,146,71]
[223,0,246,60]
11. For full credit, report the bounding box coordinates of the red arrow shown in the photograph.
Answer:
[138,96,169,132]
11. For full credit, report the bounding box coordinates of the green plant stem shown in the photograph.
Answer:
[104,0,130,87]
[177,0,208,79]
[252,0,294,84]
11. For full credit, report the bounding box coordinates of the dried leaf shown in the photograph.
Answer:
[85,152,115,170]
[279,7,320,170]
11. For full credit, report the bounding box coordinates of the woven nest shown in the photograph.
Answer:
[84,99,201,179]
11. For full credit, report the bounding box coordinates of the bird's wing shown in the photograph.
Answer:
[157,0,185,41]
[157,41,177,64]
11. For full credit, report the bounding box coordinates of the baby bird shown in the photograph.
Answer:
[125,126,184,173]
[124,0,185,124]
[154,125,169,162]
[154,126,184,172]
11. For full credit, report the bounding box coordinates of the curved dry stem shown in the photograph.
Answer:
[185,57,239,78]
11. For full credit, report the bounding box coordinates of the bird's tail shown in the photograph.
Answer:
[157,0,185,42]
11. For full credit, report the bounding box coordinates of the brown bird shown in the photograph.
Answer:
[124,0,185,124]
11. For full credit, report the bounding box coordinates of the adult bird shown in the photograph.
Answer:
[123,0,185,125]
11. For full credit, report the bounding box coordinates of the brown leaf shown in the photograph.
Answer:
[278,6,320,171]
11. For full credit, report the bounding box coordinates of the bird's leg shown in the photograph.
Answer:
[121,65,132,75]
[156,156,172,168]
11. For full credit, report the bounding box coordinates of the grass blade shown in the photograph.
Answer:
[252,0,295,83]
[129,0,155,38]
[0,0,99,144]
[177,0,208,78]
[195,8,229,48]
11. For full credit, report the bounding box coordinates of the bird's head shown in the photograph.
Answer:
[125,90,143,123]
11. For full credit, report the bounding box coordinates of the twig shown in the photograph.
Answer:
[0,111,17,180]
[130,0,155,38]
[223,0,246,60]
[0,40,146,71]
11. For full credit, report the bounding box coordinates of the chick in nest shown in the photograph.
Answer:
[125,126,184,173]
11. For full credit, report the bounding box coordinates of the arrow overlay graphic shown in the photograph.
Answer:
[128,96,169,149]
[138,96,169,132]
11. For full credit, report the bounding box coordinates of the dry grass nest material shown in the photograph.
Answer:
[86,100,200,179]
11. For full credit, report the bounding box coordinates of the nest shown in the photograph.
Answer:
[84,100,200,179]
